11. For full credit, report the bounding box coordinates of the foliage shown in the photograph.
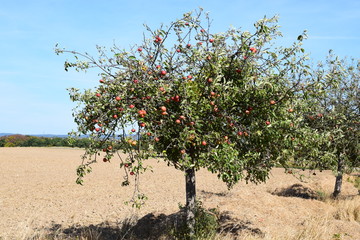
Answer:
[56,8,314,188]
[292,53,359,174]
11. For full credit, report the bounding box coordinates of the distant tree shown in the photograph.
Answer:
[297,52,359,198]
[57,9,319,235]
[20,136,37,147]
[0,138,6,147]
[3,134,29,147]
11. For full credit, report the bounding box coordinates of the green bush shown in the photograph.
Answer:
[171,201,219,240]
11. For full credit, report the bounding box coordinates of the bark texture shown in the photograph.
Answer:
[333,158,344,198]
[185,168,196,237]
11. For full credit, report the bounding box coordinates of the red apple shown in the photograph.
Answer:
[209,39,214,43]
[270,100,276,105]
[129,104,135,109]
[115,96,121,101]
[137,47,142,52]
[160,70,167,76]
[159,106,167,112]
[138,109,147,118]
[96,93,101,97]
[175,119,181,124]
[201,141,207,146]
[266,121,271,125]
[173,95,180,102]
[207,78,213,83]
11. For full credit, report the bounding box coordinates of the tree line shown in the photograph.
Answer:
[0,134,91,148]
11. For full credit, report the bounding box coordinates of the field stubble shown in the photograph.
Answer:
[0,147,359,239]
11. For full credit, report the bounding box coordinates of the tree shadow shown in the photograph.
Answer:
[33,210,264,239]
[199,189,230,198]
[217,211,265,238]
[34,221,130,240]
[271,183,319,199]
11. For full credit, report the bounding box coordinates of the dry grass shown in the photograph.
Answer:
[19,196,360,240]
[331,196,360,222]
[0,148,359,240]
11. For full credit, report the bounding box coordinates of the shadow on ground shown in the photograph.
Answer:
[271,183,320,200]
[31,210,264,240]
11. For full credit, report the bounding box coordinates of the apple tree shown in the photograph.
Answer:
[294,52,359,198]
[56,9,316,234]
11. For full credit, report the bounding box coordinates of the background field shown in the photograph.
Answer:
[0,147,359,239]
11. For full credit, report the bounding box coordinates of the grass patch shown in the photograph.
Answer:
[331,196,360,222]
[347,175,360,192]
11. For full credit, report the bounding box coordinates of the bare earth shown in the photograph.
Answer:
[0,147,359,239]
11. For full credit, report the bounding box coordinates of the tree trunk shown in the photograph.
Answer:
[333,157,344,198]
[185,167,196,237]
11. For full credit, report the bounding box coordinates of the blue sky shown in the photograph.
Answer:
[1,0,359,135]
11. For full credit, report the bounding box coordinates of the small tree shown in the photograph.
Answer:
[57,9,313,236]
[299,52,360,198]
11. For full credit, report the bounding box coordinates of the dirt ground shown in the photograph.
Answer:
[0,147,359,239]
